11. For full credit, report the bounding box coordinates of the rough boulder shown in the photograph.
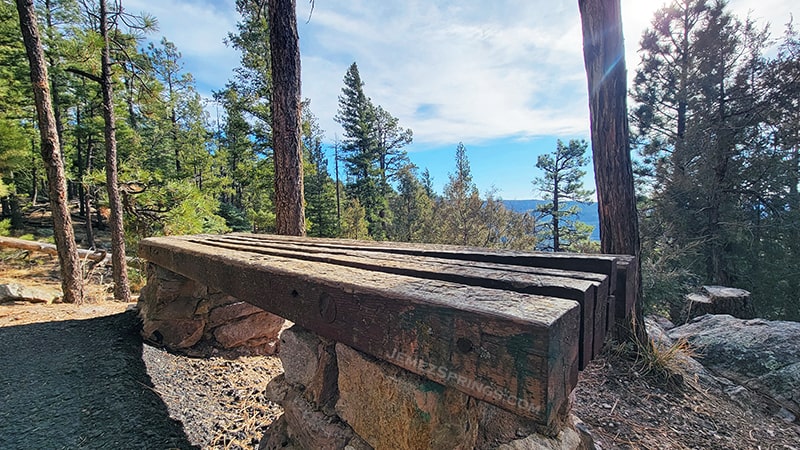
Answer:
[668,314,799,422]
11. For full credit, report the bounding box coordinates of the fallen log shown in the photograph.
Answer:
[0,236,107,263]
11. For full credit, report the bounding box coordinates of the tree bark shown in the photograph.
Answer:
[16,0,84,304]
[553,177,560,252]
[99,0,131,301]
[269,0,306,236]
[578,0,646,343]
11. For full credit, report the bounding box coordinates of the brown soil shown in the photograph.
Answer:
[572,352,800,449]
[1,250,799,449]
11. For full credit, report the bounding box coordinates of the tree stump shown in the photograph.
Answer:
[685,286,754,321]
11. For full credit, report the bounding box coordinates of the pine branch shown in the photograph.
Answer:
[65,66,102,84]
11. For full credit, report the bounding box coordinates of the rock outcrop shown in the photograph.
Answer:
[669,314,799,422]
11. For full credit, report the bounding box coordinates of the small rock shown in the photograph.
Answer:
[142,318,205,349]
[0,283,61,304]
[777,408,796,423]
[213,311,284,349]
[208,301,265,328]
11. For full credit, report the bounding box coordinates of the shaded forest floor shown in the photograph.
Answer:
[0,247,798,449]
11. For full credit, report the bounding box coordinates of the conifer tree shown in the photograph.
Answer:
[302,102,338,237]
[440,143,483,246]
[533,139,594,252]
[16,0,84,303]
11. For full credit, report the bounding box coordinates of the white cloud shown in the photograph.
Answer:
[298,0,592,146]
[124,0,240,95]
[134,0,796,147]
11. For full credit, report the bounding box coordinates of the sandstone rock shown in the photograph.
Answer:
[476,400,541,447]
[476,405,591,449]
[649,315,675,331]
[335,343,479,450]
[283,389,358,449]
[645,317,710,382]
[669,314,800,419]
[213,311,284,349]
[280,325,321,387]
[195,291,240,316]
[495,426,583,450]
[280,326,339,410]
[265,374,290,404]
[257,415,297,450]
[149,296,202,321]
[141,317,205,349]
[208,301,264,328]
[138,264,202,320]
[344,434,373,450]
[0,283,60,304]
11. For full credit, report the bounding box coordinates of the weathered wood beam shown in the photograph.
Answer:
[232,233,619,292]
[139,236,580,428]
[194,234,602,369]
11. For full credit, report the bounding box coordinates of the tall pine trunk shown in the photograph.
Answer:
[99,0,130,301]
[16,0,84,304]
[578,0,646,344]
[269,0,306,236]
[552,178,560,252]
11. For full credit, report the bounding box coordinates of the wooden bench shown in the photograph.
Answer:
[139,233,636,431]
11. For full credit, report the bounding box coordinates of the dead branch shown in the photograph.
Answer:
[0,236,107,263]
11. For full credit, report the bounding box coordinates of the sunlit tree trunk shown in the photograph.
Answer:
[99,0,130,301]
[269,0,306,236]
[578,0,646,343]
[16,0,84,303]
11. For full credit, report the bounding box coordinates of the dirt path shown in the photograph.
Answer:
[0,250,284,450]
[0,309,196,449]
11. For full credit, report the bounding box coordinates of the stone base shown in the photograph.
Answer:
[138,263,284,356]
[263,325,593,450]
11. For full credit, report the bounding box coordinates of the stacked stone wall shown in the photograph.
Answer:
[261,325,593,450]
[138,263,284,356]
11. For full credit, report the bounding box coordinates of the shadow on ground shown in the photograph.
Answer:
[0,309,197,449]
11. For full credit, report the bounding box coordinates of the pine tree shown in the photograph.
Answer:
[302,101,338,237]
[335,62,382,237]
[579,0,644,343]
[340,197,369,240]
[269,0,305,236]
[440,143,484,246]
[533,139,594,252]
[481,191,537,251]
[226,0,271,127]
[335,62,413,240]
[0,0,31,229]
[16,0,84,303]
[389,164,434,242]
[632,0,771,285]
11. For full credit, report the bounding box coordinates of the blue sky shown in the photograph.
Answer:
[125,0,795,199]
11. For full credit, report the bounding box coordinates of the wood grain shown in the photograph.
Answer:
[140,236,580,427]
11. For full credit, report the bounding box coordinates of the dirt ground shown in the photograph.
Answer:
[0,250,283,450]
[1,250,799,449]
[573,353,800,449]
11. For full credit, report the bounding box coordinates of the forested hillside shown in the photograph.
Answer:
[0,0,797,320]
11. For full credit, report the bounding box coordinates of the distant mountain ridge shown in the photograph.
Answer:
[502,200,600,241]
